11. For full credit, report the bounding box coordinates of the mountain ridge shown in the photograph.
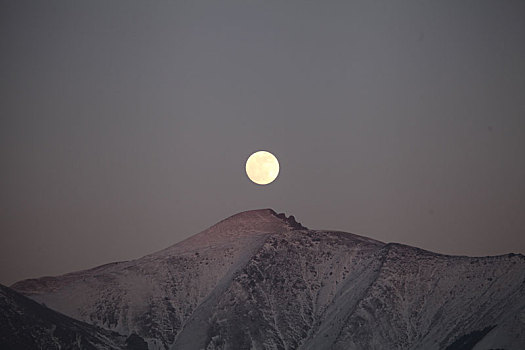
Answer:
[10,209,525,349]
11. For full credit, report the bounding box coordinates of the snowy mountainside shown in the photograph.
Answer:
[12,209,525,349]
[12,209,295,349]
[202,231,525,350]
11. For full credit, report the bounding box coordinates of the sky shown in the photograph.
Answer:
[1,1,524,286]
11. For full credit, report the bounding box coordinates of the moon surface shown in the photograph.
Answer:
[245,151,280,185]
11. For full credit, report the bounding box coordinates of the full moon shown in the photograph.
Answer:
[245,151,280,185]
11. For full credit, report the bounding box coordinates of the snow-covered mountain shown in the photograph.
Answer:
[11,209,525,349]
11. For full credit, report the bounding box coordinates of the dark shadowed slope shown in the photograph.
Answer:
[12,209,525,350]
[0,283,148,349]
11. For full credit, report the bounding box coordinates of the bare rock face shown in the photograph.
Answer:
[271,210,308,230]
[12,209,525,350]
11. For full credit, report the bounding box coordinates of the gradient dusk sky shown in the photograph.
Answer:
[1,1,524,285]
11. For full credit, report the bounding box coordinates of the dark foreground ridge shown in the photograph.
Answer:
[0,283,147,350]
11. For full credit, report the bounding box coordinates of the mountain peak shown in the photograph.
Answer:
[221,208,278,222]
[157,209,304,256]
[219,208,307,230]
